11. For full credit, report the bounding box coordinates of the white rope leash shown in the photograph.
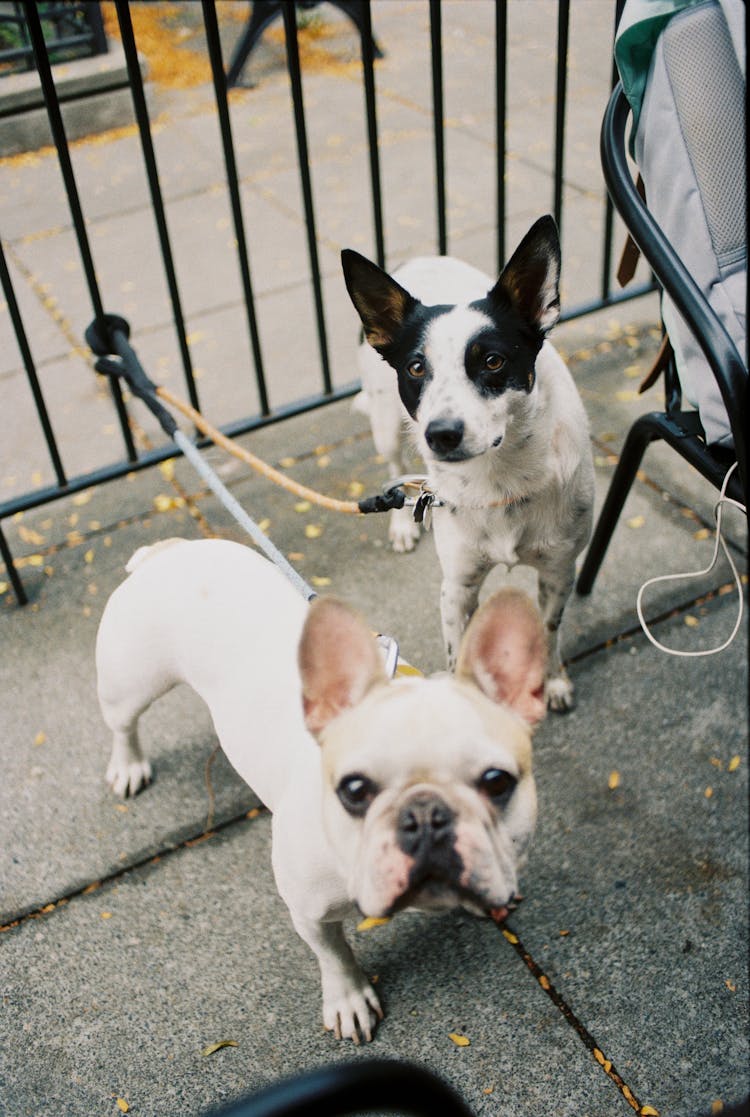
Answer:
[636,461,746,657]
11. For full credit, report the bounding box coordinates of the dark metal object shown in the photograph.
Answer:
[225,1,383,89]
[207,1059,475,1117]
[577,85,747,595]
[0,1,107,75]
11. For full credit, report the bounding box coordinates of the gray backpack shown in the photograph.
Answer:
[615,0,746,448]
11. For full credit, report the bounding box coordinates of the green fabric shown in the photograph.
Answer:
[614,0,706,143]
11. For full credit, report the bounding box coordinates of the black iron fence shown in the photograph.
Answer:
[0,1,107,75]
[1,0,650,605]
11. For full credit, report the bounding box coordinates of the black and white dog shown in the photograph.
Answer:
[342,216,594,711]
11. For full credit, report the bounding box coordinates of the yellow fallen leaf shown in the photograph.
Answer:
[84,549,94,564]
[357,916,390,932]
[294,501,311,513]
[201,1040,238,1057]
[615,389,640,402]
[18,525,45,545]
[0,582,8,595]
[626,515,645,529]
[101,911,113,919]
[694,528,710,541]
[116,1100,129,1114]
[684,615,699,627]
[725,980,736,993]
[279,456,296,468]
[728,755,741,772]
[305,524,323,539]
[624,364,642,378]
[348,481,365,498]
[317,454,331,468]
[538,975,551,990]
[709,757,723,769]
[711,1101,725,1115]
[158,459,175,482]
[288,552,305,561]
[448,1032,470,1047]
[27,554,44,567]
[34,731,46,746]
[311,576,331,587]
[641,1106,660,1115]
[608,770,621,790]
[501,929,518,944]
[593,1049,613,1073]
[72,490,92,506]
[705,787,713,799]
[258,518,271,534]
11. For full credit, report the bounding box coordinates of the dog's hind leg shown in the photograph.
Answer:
[536,559,577,712]
[96,643,177,797]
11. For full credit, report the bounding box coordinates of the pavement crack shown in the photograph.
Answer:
[0,806,268,935]
[496,920,658,1116]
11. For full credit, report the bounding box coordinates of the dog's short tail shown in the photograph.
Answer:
[125,537,186,574]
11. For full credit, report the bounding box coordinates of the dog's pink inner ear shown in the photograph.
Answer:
[456,589,548,727]
[299,598,386,738]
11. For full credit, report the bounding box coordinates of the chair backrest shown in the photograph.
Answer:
[600,82,747,501]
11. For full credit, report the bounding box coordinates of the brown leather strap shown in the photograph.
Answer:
[616,174,646,287]
[639,332,673,394]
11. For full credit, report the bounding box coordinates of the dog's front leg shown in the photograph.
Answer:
[290,911,383,1043]
[535,557,577,712]
[436,531,490,669]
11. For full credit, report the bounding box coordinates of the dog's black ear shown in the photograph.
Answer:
[341,249,416,350]
[490,215,561,333]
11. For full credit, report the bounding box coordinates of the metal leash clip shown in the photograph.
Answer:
[382,475,443,531]
[375,633,400,678]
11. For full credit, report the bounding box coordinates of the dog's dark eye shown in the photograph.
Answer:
[406,356,426,379]
[337,774,378,817]
[478,768,517,805]
[484,353,505,372]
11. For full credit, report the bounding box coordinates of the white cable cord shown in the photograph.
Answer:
[636,461,746,656]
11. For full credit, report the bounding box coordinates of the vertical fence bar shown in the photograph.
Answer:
[360,1,386,269]
[0,520,27,605]
[600,0,629,301]
[552,0,570,237]
[115,0,200,413]
[282,1,333,395]
[0,240,66,486]
[201,0,270,414]
[429,0,447,255]
[495,0,508,271]
[24,2,137,462]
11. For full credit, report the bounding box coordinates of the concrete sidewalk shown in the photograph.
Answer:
[1,3,748,1116]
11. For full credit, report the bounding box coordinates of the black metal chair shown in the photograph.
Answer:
[577,83,747,596]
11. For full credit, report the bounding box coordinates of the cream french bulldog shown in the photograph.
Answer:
[96,538,546,1042]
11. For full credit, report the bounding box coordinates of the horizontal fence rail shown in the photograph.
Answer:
[1,0,655,605]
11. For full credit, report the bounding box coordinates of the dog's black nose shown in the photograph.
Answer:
[425,417,464,456]
[397,793,455,856]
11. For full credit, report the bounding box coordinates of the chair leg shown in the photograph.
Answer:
[576,415,660,596]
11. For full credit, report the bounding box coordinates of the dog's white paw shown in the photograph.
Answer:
[389,508,420,554]
[546,673,576,713]
[106,757,153,798]
[322,979,383,1044]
